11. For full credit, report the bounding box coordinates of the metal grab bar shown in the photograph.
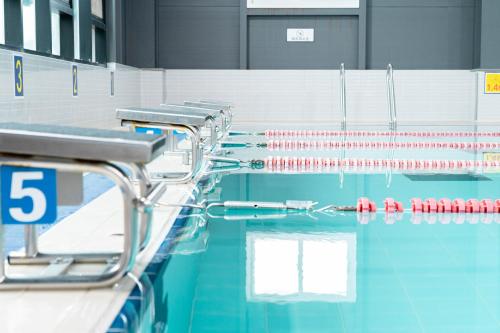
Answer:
[340,63,347,131]
[386,64,397,130]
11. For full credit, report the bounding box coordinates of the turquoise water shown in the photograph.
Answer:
[123,171,500,333]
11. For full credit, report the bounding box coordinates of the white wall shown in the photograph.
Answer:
[0,48,140,129]
[140,69,165,108]
[163,69,497,125]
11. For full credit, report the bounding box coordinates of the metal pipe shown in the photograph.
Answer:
[129,163,155,251]
[386,64,393,129]
[24,225,38,257]
[386,64,397,131]
[390,67,397,131]
[340,63,347,131]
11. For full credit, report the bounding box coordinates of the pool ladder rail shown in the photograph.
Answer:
[340,63,347,131]
[386,64,397,131]
[0,123,169,290]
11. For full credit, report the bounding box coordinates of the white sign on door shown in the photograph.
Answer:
[287,29,314,42]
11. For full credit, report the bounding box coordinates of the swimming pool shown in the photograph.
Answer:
[109,129,500,333]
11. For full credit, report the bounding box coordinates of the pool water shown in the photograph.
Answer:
[115,170,500,333]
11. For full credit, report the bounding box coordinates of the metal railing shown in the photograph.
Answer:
[386,64,397,130]
[340,63,347,131]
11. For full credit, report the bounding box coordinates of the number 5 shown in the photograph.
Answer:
[9,172,47,223]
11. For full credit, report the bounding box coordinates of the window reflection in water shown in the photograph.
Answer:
[247,232,356,302]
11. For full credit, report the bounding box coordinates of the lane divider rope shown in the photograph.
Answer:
[264,130,500,138]
[356,198,500,224]
[264,156,500,171]
[266,140,500,151]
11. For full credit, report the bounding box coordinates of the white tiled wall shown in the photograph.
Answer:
[140,69,165,108]
[165,70,341,124]
[164,69,495,125]
[477,71,500,121]
[349,70,477,123]
[0,48,140,129]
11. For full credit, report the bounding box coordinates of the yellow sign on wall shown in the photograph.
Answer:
[483,152,500,173]
[485,73,500,94]
[484,152,500,162]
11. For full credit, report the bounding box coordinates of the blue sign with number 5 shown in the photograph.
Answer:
[1,166,57,225]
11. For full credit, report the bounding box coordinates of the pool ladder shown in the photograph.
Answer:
[340,63,347,131]
[340,63,397,131]
[386,64,397,131]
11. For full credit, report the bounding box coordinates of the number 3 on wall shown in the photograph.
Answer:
[14,55,24,97]
[1,166,57,225]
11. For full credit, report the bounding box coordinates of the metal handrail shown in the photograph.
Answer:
[340,63,347,131]
[386,64,397,130]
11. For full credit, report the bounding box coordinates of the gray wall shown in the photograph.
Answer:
[480,0,500,68]
[121,0,499,70]
[367,0,476,69]
[248,16,359,69]
[157,0,240,69]
[124,0,156,67]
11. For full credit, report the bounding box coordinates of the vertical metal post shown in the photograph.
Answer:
[24,225,39,257]
[474,71,479,132]
[473,71,480,164]
[390,68,397,131]
[339,130,346,189]
[165,130,176,151]
[386,64,397,130]
[385,64,397,187]
[340,63,347,131]
[129,163,153,251]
